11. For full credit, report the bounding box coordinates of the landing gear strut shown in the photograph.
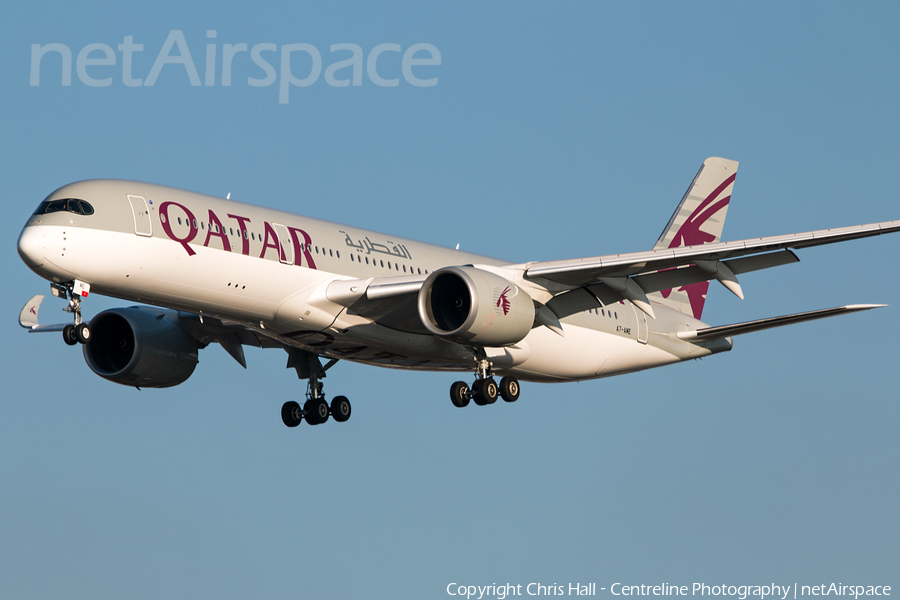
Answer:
[55,281,91,346]
[280,348,352,428]
[449,356,520,408]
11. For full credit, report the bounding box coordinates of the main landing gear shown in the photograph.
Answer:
[449,358,521,408]
[54,281,91,346]
[281,348,352,428]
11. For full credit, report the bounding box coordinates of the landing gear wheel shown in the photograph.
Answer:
[331,396,351,422]
[472,378,498,405]
[281,401,302,427]
[62,324,78,346]
[303,400,316,424]
[499,377,520,402]
[74,322,91,344]
[304,398,329,425]
[450,381,470,408]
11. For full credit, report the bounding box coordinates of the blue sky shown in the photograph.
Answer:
[2,2,898,598]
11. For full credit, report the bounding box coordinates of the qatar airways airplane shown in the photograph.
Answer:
[17,157,900,428]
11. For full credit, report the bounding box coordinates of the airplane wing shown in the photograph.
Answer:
[522,219,900,319]
[316,218,900,330]
[325,274,431,333]
[523,219,900,287]
[17,294,281,368]
[676,304,886,341]
[174,312,284,368]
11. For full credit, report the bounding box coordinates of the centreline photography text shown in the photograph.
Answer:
[445,583,892,599]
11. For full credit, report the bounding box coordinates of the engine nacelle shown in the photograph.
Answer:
[83,307,199,388]
[417,266,534,346]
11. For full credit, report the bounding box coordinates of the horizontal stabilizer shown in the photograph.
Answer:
[677,304,886,341]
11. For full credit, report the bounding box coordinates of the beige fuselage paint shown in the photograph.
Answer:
[19,179,730,382]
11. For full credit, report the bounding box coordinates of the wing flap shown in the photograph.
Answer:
[544,250,801,321]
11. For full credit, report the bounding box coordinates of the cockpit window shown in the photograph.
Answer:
[34,198,94,216]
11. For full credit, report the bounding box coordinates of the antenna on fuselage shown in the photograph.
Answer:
[226,193,231,199]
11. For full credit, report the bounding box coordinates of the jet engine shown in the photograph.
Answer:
[83,307,200,388]
[417,266,535,346]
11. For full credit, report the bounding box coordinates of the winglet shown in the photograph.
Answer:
[19,295,44,329]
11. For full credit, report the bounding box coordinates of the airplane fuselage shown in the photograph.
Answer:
[18,179,731,384]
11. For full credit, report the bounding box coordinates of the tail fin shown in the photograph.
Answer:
[648,157,739,320]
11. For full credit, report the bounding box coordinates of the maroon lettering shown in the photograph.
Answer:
[159,201,198,256]
[203,209,231,252]
[227,214,252,255]
[286,226,317,269]
[259,222,284,261]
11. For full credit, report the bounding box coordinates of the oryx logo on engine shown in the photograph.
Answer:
[494,286,512,316]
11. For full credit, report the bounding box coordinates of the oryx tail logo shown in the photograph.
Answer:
[496,286,512,316]
[667,173,734,249]
[660,173,734,319]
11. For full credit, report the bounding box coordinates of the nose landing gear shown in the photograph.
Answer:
[55,281,91,346]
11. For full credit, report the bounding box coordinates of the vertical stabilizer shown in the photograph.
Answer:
[648,157,738,320]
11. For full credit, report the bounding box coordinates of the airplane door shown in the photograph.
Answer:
[632,305,649,344]
[273,223,294,265]
[127,195,152,237]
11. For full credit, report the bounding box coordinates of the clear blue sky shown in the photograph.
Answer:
[2,2,898,598]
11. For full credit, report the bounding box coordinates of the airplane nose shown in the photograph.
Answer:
[17,225,46,269]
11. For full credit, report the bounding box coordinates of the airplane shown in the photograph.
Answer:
[17,157,900,428]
